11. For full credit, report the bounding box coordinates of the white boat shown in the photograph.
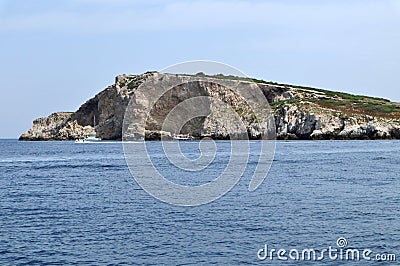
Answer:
[75,134,101,143]
[75,116,102,143]
[85,134,101,141]
[172,134,191,140]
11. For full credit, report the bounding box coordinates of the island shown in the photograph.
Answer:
[20,72,400,141]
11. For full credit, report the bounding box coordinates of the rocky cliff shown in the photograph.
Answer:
[19,72,400,140]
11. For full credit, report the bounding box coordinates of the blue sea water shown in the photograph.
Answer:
[0,139,399,265]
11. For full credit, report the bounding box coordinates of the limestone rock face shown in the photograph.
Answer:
[20,72,400,140]
[19,112,94,141]
[274,103,400,140]
[124,74,274,140]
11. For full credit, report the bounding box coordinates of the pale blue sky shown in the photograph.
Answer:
[1,0,399,138]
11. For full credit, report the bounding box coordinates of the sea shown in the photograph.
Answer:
[0,139,399,265]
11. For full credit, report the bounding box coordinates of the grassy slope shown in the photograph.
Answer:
[180,73,400,120]
[267,83,400,120]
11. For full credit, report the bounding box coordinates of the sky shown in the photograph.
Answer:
[0,0,399,138]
